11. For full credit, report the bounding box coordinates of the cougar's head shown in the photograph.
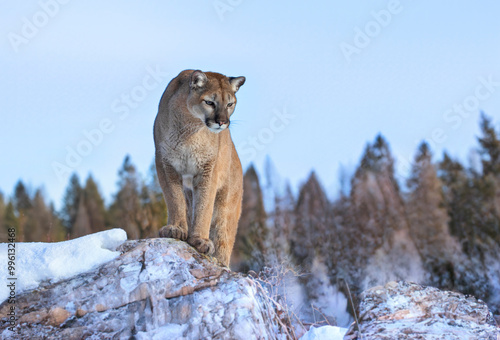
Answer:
[186,70,245,133]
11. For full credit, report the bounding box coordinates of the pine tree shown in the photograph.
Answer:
[83,175,107,234]
[350,135,403,252]
[355,134,398,189]
[72,191,92,238]
[25,189,52,242]
[13,181,31,211]
[349,135,424,287]
[438,152,468,240]
[438,152,491,298]
[136,161,168,239]
[330,189,356,284]
[476,112,500,244]
[232,164,268,272]
[13,181,32,242]
[407,142,458,289]
[61,173,82,237]
[438,152,496,254]
[48,202,66,242]
[291,171,330,267]
[108,155,142,239]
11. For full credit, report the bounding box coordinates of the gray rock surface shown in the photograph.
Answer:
[0,238,279,339]
[344,281,500,340]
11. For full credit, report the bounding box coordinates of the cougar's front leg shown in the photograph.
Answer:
[157,158,188,241]
[188,165,217,255]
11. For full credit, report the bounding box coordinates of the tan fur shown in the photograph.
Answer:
[154,69,245,267]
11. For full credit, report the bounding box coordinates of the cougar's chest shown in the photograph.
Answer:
[161,131,217,176]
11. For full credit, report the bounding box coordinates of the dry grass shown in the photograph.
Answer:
[339,278,363,340]
[249,263,344,339]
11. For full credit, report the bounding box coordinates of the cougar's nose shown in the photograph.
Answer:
[215,117,229,126]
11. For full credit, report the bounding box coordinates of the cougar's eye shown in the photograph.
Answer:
[204,100,214,106]
[227,103,234,108]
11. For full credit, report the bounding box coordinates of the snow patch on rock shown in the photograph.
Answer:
[0,228,127,303]
[299,325,347,340]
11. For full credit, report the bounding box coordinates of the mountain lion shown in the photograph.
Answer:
[154,69,245,267]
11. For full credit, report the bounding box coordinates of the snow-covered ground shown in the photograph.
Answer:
[0,228,127,303]
[299,325,347,340]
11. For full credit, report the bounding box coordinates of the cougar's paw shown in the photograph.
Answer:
[159,225,188,241]
[188,237,215,255]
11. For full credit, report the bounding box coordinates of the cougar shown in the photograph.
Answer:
[153,69,245,267]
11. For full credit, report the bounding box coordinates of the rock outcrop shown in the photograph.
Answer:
[0,238,279,339]
[2,237,499,340]
[344,281,500,340]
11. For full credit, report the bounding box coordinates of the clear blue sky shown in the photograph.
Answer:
[1,0,500,207]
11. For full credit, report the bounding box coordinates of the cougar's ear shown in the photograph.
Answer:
[190,70,208,90]
[229,76,245,93]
